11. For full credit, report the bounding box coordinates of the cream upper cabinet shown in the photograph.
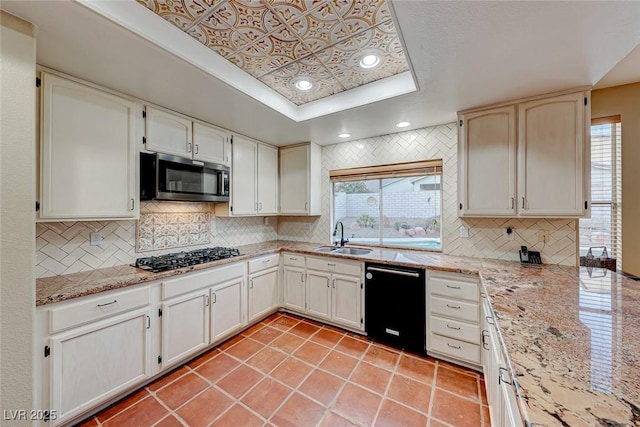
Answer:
[258,143,279,215]
[218,136,277,216]
[279,142,322,215]
[458,89,590,218]
[458,106,517,216]
[517,92,589,216]
[39,73,137,220]
[192,122,231,166]
[145,106,192,158]
[145,108,231,166]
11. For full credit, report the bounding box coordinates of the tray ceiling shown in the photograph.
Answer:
[136,0,410,105]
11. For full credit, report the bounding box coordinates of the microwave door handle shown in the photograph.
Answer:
[217,171,225,196]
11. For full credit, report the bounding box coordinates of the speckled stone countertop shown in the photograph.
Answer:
[36,241,640,426]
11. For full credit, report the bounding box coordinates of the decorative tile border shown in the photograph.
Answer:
[137,212,211,252]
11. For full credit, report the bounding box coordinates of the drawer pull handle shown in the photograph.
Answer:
[327,263,336,267]
[486,315,495,325]
[447,343,461,350]
[446,285,461,290]
[97,300,117,308]
[481,330,490,349]
[290,257,297,261]
[446,325,461,330]
[446,304,461,309]
[262,259,270,263]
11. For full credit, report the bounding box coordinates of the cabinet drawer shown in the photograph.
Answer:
[307,256,362,277]
[282,253,305,268]
[429,333,481,364]
[49,287,150,334]
[162,262,245,300]
[430,315,480,344]
[430,296,479,323]
[430,274,479,302]
[248,254,279,274]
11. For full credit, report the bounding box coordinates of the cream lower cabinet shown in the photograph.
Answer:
[481,296,523,427]
[160,262,246,369]
[247,254,280,323]
[457,89,590,218]
[39,72,137,220]
[37,286,153,426]
[282,253,306,313]
[305,256,364,331]
[427,271,481,368]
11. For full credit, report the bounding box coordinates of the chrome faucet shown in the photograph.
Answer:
[333,221,349,246]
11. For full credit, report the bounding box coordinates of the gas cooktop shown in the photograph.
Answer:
[133,247,241,273]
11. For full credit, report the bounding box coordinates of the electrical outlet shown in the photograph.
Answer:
[538,229,550,243]
[459,225,469,238]
[503,227,514,241]
[90,232,102,246]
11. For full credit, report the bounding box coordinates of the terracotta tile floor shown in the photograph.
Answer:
[78,313,490,427]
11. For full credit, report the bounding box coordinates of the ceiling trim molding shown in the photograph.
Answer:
[77,0,417,122]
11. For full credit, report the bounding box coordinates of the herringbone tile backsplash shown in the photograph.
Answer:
[278,123,578,266]
[36,122,577,278]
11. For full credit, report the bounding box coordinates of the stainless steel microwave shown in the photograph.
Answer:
[140,152,230,202]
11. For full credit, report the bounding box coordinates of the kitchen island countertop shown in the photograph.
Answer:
[36,240,640,426]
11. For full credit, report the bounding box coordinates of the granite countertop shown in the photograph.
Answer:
[36,240,640,426]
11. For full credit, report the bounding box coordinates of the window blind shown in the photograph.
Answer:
[330,159,443,182]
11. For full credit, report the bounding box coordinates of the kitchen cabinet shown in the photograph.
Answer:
[279,142,322,215]
[216,136,278,216]
[38,286,152,426]
[247,254,280,323]
[481,296,523,427]
[282,253,306,313]
[145,107,231,166]
[427,271,481,368]
[160,262,246,369]
[39,72,137,220]
[306,256,364,331]
[458,89,590,218]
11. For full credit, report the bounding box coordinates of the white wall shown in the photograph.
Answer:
[0,10,36,423]
[278,124,578,265]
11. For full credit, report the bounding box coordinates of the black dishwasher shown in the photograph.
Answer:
[365,262,426,355]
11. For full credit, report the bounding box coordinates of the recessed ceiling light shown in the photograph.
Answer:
[359,54,380,69]
[396,121,411,128]
[338,133,351,138]
[294,79,313,91]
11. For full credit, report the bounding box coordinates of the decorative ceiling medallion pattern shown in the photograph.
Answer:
[136,0,409,105]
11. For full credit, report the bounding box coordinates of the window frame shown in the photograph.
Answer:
[330,160,443,251]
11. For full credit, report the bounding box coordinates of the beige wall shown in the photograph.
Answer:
[592,82,640,276]
[0,11,36,424]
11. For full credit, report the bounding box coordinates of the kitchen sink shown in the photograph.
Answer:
[332,247,372,255]
[313,246,372,256]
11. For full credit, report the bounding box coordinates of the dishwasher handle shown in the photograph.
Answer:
[366,266,420,278]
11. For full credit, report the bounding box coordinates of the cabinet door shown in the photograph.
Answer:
[283,266,306,313]
[40,73,136,219]
[306,270,331,320]
[487,320,504,426]
[161,291,210,368]
[500,373,523,427]
[257,143,278,214]
[458,106,517,216]
[231,136,257,215]
[518,92,588,216]
[211,278,244,343]
[248,268,279,322]
[145,106,192,158]
[193,122,229,165]
[331,273,362,330]
[50,309,151,425]
[280,145,309,214]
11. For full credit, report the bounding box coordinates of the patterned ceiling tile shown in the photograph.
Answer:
[135,0,411,105]
[136,0,215,30]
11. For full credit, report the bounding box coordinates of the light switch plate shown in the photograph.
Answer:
[459,226,469,238]
[90,232,102,246]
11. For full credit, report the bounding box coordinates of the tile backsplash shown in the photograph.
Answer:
[36,122,577,278]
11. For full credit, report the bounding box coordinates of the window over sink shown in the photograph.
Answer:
[330,160,442,250]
